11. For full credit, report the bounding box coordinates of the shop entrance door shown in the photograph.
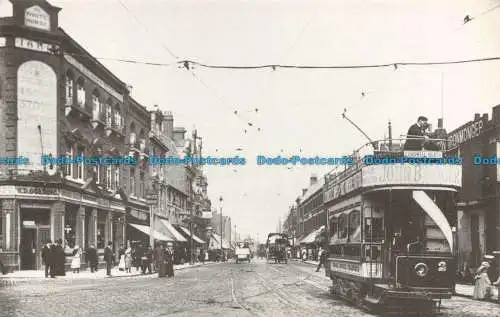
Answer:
[20,228,36,270]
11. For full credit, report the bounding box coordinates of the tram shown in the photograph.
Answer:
[323,138,461,314]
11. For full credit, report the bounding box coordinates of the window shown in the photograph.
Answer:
[97,212,106,249]
[76,148,84,180]
[114,166,120,190]
[0,213,3,249]
[349,210,361,242]
[139,171,145,198]
[76,78,85,107]
[364,218,384,242]
[114,104,122,129]
[130,167,135,196]
[329,216,338,237]
[338,214,347,239]
[106,166,112,189]
[106,101,112,126]
[64,210,76,248]
[65,73,73,106]
[95,165,101,184]
[92,92,100,121]
[65,147,74,177]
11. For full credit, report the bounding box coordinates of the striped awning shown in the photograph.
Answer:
[177,226,206,244]
[128,223,172,242]
[158,219,187,242]
[299,225,325,245]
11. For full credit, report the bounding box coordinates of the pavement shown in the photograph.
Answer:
[0,258,499,317]
[296,258,499,301]
[0,262,215,283]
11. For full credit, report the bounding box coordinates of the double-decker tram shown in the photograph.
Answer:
[324,139,461,315]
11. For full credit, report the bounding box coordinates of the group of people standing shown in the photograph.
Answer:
[473,256,500,302]
[41,239,67,278]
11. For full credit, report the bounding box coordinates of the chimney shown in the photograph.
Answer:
[482,113,488,121]
[474,113,480,121]
[310,174,318,186]
[163,111,174,139]
[173,127,186,147]
[493,105,500,124]
[438,118,443,129]
[302,188,308,196]
[388,120,392,150]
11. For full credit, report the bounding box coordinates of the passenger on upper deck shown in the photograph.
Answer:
[404,116,429,150]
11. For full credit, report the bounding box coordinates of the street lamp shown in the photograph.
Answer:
[147,176,160,248]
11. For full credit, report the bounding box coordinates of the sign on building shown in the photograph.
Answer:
[24,5,50,31]
[447,118,485,150]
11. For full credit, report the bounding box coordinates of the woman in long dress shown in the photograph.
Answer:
[473,262,493,300]
[124,247,132,273]
[71,246,82,273]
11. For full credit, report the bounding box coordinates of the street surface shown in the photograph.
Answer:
[0,259,499,317]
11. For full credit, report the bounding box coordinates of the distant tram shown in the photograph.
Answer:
[324,138,461,314]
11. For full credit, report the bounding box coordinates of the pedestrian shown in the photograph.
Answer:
[42,240,53,278]
[124,245,132,273]
[166,242,174,277]
[316,248,328,272]
[54,239,66,276]
[71,245,82,273]
[104,241,114,277]
[473,262,494,300]
[117,244,125,271]
[86,244,98,273]
[142,245,153,274]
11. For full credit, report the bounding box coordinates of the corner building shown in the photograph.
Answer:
[0,0,159,271]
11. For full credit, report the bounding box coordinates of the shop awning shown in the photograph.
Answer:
[300,225,325,245]
[412,190,453,250]
[210,233,230,249]
[158,219,187,242]
[128,223,173,242]
[177,226,206,244]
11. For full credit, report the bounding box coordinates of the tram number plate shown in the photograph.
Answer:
[330,261,361,274]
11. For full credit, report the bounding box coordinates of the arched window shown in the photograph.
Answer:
[105,99,112,126]
[65,71,74,106]
[139,129,146,151]
[76,77,85,107]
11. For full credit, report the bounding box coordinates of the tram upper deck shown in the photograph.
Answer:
[324,138,462,199]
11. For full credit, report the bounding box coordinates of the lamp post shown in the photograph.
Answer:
[147,177,159,248]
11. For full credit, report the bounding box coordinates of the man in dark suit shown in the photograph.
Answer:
[166,242,174,277]
[42,240,53,278]
[104,241,114,276]
[404,116,428,150]
[86,244,98,273]
[54,239,66,276]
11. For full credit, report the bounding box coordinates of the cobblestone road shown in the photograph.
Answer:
[0,260,499,317]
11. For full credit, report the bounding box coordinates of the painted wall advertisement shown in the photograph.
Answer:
[17,61,57,173]
[24,5,51,31]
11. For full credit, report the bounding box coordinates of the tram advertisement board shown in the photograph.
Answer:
[362,164,461,188]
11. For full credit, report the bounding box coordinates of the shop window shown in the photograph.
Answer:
[349,210,361,242]
[65,72,74,106]
[130,167,136,196]
[338,214,347,239]
[76,78,85,107]
[64,210,76,248]
[97,213,107,249]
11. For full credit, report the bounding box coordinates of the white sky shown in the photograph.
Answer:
[7,0,500,242]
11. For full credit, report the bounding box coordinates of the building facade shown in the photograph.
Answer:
[449,109,500,272]
[0,0,211,271]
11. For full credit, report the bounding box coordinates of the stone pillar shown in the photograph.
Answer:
[88,209,97,247]
[75,206,85,248]
[105,211,112,246]
[51,201,65,243]
[1,199,18,251]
